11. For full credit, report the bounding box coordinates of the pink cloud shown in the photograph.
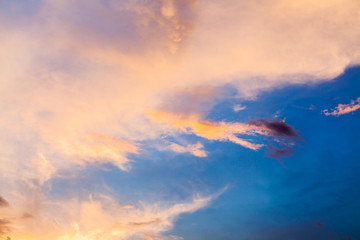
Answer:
[323,97,360,116]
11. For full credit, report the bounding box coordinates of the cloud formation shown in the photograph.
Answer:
[0,0,358,182]
[323,97,360,116]
[3,192,217,240]
[248,119,300,138]
[149,111,300,159]
[149,110,264,150]
[0,0,359,238]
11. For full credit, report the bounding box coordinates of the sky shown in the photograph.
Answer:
[0,0,359,239]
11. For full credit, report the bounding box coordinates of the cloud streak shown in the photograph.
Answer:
[167,142,208,157]
[149,111,301,159]
[323,97,360,116]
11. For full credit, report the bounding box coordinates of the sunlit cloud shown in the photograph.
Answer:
[2,191,220,240]
[322,97,360,116]
[149,110,300,155]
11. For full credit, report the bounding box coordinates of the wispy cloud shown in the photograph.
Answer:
[322,97,360,116]
[3,191,220,240]
[149,110,264,150]
[149,111,300,158]
[168,142,208,158]
[233,104,246,112]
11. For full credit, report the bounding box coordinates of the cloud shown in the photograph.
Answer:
[0,195,9,207]
[0,218,11,236]
[57,133,139,171]
[168,142,208,157]
[248,119,300,138]
[322,97,360,116]
[4,192,219,240]
[141,233,183,240]
[149,110,264,150]
[267,143,295,164]
[0,0,358,182]
[0,0,359,238]
[149,111,301,159]
[248,119,301,161]
[233,104,246,112]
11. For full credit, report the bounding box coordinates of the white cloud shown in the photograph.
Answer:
[233,104,247,112]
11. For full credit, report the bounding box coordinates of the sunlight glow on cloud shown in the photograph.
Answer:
[149,110,300,152]
[0,192,218,240]
[1,0,360,239]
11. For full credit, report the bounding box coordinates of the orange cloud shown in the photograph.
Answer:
[3,192,218,240]
[149,110,264,150]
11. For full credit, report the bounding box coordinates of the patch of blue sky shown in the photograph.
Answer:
[168,66,360,239]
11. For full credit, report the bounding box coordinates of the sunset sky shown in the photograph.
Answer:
[0,0,360,239]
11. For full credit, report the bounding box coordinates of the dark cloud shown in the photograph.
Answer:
[0,195,9,207]
[267,143,294,163]
[248,119,300,138]
[248,119,302,162]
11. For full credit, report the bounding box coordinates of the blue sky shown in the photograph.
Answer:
[167,67,360,240]
[0,1,360,240]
